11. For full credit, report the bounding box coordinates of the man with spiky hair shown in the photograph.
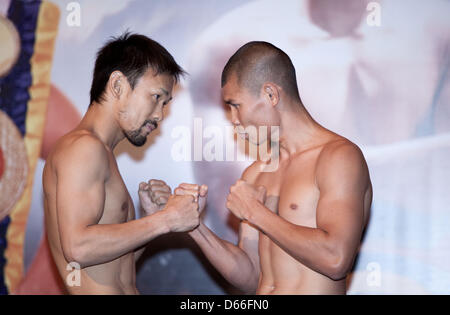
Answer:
[43,33,199,294]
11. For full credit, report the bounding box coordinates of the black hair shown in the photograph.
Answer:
[221,41,300,100]
[89,32,185,105]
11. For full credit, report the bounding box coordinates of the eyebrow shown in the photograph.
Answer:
[154,88,173,103]
[160,88,169,96]
[161,88,173,101]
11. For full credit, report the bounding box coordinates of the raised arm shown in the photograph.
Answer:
[55,135,199,268]
[228,142,371,280]
[134,179,172,263]
[179,164,263,293]
[188,218,260,293]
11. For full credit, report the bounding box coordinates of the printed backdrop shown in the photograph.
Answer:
[0,0,449,294]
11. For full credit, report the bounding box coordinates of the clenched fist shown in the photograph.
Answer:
[226,179,266,221]
[174,183,208,215]
[163,194,200,232]
[139,179,171,216]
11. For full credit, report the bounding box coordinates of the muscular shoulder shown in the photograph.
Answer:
[316,138,369,189]
[52,132,110,180]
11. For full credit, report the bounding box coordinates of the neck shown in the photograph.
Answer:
[77,101,124,150]
[276,100,331,158]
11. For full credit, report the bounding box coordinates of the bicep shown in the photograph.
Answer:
[238,162,262,267]
[316,144,369,254]
[316,189,365,251]
[238,220,260,272]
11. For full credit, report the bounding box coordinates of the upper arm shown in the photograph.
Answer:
[55,136,109,259]
[315,142,370,264]
[237,162,261,271]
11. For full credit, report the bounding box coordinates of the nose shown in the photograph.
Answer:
[230,107,240,126]
[152,106,164,122]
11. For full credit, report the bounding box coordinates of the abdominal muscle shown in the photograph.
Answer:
[256,233,346,295]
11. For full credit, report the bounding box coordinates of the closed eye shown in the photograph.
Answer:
[226,101,239,108]
[164,97,173,106]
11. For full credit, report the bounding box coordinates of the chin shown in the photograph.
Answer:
[128,136,147,147]
[131,138,147,147]
[124,129,147,147]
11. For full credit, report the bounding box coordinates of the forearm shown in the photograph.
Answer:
[249,201,345,280]
[189,222,258,293]
[68,211,169,268]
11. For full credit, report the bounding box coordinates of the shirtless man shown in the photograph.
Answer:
[176,42,372,294]
[43,33,200,294]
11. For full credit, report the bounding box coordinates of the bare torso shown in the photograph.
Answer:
[43,130,138,294]
[254,137,372,294]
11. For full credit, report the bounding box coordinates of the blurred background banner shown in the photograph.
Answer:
[0,0,449,294]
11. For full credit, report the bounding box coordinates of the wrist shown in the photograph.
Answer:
[188,228,200,239]
[139,205,149,218]
[188,221,206,239]
[151,209,171,234]
[245,199,265,226]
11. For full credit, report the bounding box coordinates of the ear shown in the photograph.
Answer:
[262,83,280,107]
[108,71,126,100]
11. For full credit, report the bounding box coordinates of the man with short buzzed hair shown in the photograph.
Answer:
[221,41,301,101]
[176,41,372,294]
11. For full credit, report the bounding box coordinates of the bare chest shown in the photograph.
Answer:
[256,155,320,228]
[256,153,322,283]
[101,160,134,224]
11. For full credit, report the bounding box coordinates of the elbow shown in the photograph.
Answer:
[228,258,259,294]
[236,274,258,295]
[323,252,352,281]
[63,242,88,269]
[327,265,348,281]
[242,272,259,294]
